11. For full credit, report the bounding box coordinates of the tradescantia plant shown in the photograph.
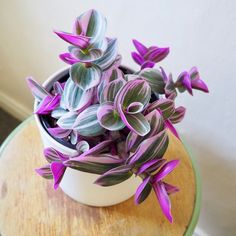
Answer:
[27,9,208,223]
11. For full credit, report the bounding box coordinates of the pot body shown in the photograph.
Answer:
[34,67,141,207]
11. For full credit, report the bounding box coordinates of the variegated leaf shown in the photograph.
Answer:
[123,113,150,137]
[48,127,71,139]
[70,63,102,90]
[126,110,164,152]
[60,77,93,111]
[139,68,165,94]
[97,102,125,131]
[169,106,186,124]
[51,107,68,119]
[147,98,175,119]
[35,164,53,179]
[135,177,152,204]
[26,77,50,101]
[128,130,169,166]
[100,78,125,104]
[94,165,133,186]
[75,9,107,44]
[93,38,118,71]
[57,111,78,129]
[73,104,105,137]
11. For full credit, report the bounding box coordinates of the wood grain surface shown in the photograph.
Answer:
[0,119,196,236]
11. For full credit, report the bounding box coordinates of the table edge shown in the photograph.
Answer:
[0,116,201,235]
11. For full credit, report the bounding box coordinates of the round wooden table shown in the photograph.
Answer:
[0,117,200,236]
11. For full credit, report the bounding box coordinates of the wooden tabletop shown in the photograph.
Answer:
[0,117,200,236]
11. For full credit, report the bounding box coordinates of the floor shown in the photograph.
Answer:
[0,108,20,144]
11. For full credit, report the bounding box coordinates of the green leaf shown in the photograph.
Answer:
[70,62,102,90]
[73,104,105,137]
[139,68,166,94]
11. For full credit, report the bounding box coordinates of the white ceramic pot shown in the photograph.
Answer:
[34,67,141,207]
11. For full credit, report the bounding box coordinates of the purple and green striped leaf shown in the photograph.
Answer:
[94,165,132,186]
[136,159,166,175]
[73,104,105,137]
[128,130,169,165]
[35,164,53,179]
[97,102,125,131]
[60,77,93,111]
[57,111,78,129]
[135,176,152,204]
[126,110,164,152]
[169,106,186,124]
[74,9,107,44]
[93,38,118,71]
[147,98,175,120]
[44,147,69,163]
[70,62,102,90]
[139,68,165,94]
[99,78,125,104]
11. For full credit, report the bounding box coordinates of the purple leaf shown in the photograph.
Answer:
[54,30,90,48]
[51,162,66,190]
[135,176,152,204]
[35,94,60,115]
[141,61,155,69]
[177,71,192,95]
[153,181,173,223]
[132,39,148,56]
[131,51,144,65]
[59,52,79,65]
[145,47,169,63]
[190,67,209,93]
[163,182,179,195]
[165,119,180,140]
[48,127,71,139]
[152,160,180,183]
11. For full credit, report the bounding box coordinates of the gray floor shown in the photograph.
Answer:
[0,108,20,144]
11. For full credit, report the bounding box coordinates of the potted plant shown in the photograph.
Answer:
[27,9,208,223]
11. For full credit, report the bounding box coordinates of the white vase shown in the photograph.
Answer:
[34,67,141,207]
